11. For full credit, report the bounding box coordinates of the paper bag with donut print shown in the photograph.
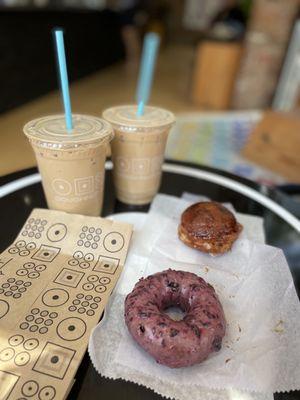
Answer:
[0,208,132,400]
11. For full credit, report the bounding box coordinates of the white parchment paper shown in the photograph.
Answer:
[89,294,273,400]
[89,195,300,399]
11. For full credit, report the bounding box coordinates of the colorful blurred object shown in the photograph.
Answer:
[191,41,242,110]
[242,111,300,183]
[231,0,300,109]
[273,20,300,111]
[166,111,285,185]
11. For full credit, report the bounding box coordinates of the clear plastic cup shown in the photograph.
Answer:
[23,114,113,216]
[103,105,175,205]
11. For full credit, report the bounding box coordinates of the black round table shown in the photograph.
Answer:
[0,161,299,400]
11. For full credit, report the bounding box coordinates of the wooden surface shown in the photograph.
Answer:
[242,110,300,182]
[0,45,196,177]
[191,41,242,110]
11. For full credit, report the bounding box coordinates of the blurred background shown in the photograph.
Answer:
[1,0,300,195]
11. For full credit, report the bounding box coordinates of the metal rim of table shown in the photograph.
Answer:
[0,160,299,234]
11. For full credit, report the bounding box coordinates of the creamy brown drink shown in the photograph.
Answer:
[23,114,113,216]
[103,105,175,205]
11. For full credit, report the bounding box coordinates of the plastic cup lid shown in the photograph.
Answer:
[102,105,175,131]
[23,114,113,145]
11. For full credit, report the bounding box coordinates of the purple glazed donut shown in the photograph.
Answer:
[124,269,226,368]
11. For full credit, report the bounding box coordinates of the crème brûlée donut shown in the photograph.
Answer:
[178,201,242,254]
[124,269,226,368]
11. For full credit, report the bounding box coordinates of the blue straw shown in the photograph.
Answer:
[137,100,145,116]
[54,29,73,132]
[136,32,160,116]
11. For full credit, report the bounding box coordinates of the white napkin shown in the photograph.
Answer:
[89,195,300,400]
[89,293,273,400]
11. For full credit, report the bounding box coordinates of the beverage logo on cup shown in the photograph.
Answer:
[51,174,103,202]
[132,159,150,175]
[74,177,94,196]
[52,179,72,196]
[115,156,163,179]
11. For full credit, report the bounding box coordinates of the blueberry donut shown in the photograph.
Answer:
[178,202,242,254]
[124,269,226,368]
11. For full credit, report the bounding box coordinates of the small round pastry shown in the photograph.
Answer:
[124,269,226,368]
[178,201,242,254]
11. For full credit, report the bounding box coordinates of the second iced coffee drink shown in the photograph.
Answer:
[103,105,175,205]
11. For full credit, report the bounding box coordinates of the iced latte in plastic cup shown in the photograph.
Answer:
[103,105,175,205]
[23,114,113,216]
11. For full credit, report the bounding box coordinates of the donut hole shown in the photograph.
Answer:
[163,305,185,321]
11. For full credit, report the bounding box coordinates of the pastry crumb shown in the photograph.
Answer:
[273,320,284,334]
